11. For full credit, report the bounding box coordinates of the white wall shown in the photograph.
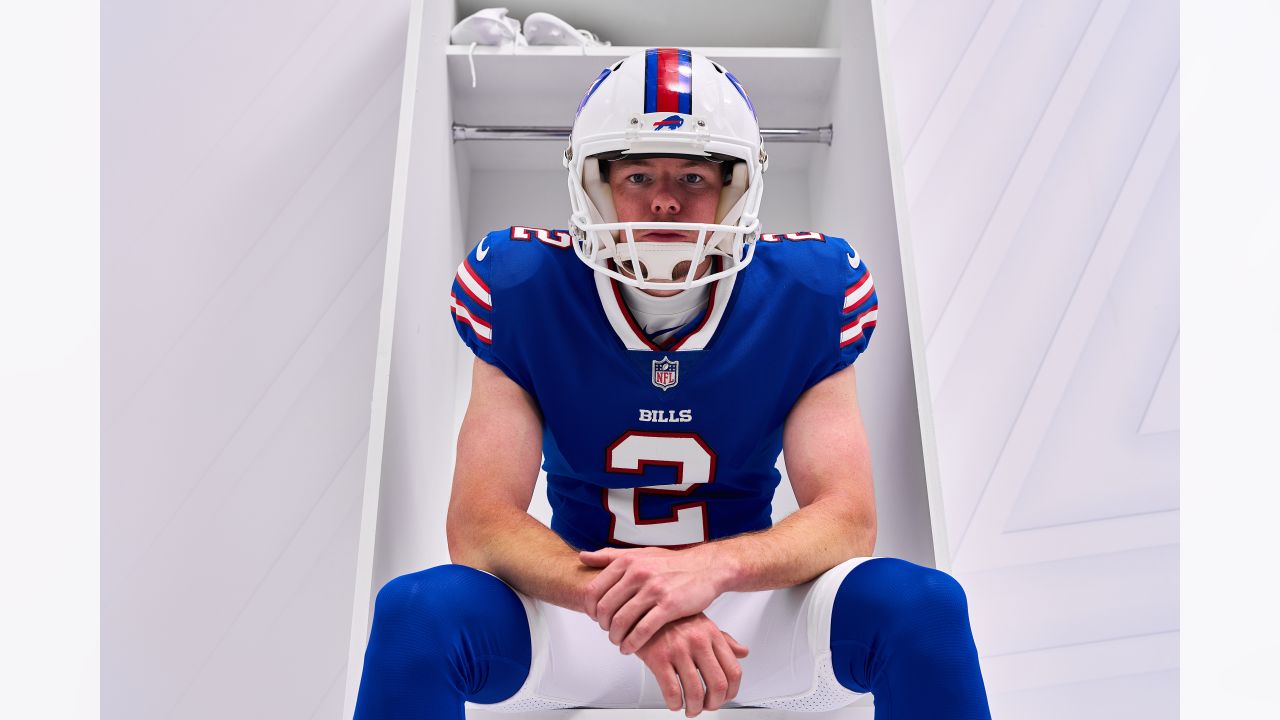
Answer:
[102,1,1178,717]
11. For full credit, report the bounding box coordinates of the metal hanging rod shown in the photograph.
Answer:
[452,124,833,145]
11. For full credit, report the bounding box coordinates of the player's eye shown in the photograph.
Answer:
[624,172,649,184]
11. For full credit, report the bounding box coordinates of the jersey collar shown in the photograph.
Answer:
[594,258,736,352]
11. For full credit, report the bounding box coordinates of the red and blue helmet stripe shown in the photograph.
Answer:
[644,48,692,114]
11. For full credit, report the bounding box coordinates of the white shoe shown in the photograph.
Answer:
[450,7,527,47]
[523,11,610,47]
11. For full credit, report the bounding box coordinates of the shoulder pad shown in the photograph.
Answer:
[757,231,867,289]
[459,225,575,290]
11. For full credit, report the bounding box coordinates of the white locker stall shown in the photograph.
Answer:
[346,1,941,717]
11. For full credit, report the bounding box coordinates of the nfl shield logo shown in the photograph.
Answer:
[652,356,679,391]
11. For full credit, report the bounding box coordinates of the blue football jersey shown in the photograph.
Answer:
[450,226,878,551]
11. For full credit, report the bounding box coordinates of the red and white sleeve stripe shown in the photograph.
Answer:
[455,258,492,311]
[843,271,875,313]
[450,293,493,344]
[840,305,877,348]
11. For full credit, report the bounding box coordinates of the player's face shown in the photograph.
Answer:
[606,157,724,294]
[607,156,724,232]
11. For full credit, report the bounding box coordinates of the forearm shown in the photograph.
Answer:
[699,496,875,594]
[447,503,598,613]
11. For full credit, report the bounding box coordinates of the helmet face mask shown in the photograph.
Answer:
[565,49,767,291]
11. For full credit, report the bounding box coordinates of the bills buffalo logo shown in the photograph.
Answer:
[652,114,684,131]
[652,356,679,390]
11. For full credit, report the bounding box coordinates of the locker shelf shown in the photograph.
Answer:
[446,46,839,128]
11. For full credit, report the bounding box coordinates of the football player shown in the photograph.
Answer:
[354,49,992,719]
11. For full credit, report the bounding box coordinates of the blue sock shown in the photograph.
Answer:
[353,564,532,719]
[830,557,992,719]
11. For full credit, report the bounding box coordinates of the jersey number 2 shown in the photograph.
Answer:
[604,431,716,546]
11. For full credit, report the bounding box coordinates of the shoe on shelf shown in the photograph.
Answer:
[523,11,610,47]
[450,7,527,47]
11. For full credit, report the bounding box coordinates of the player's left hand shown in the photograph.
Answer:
[579,545,730,654]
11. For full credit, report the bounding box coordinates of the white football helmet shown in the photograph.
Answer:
[565,48,767,290]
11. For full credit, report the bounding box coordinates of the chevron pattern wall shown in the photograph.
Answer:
[102,2,410,717]
[883,0,1178,715]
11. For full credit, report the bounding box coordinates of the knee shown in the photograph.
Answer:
[833,558,972,646]
[365,564,531,703]
[372,564,523,642]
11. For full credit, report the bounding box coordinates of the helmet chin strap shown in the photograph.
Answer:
[612,242,729,283]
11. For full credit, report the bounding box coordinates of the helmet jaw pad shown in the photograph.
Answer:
[581,151,619,225]
[613,231,725,285]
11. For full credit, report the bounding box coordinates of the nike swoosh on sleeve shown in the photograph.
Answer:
[476,238,490,261]
[847,251,860,269]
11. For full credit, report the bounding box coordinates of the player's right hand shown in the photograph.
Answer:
[632,612,749,717]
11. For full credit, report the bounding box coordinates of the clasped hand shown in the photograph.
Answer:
[631,612,748,715]
[580,545,727,653]
[579,546,746,716]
